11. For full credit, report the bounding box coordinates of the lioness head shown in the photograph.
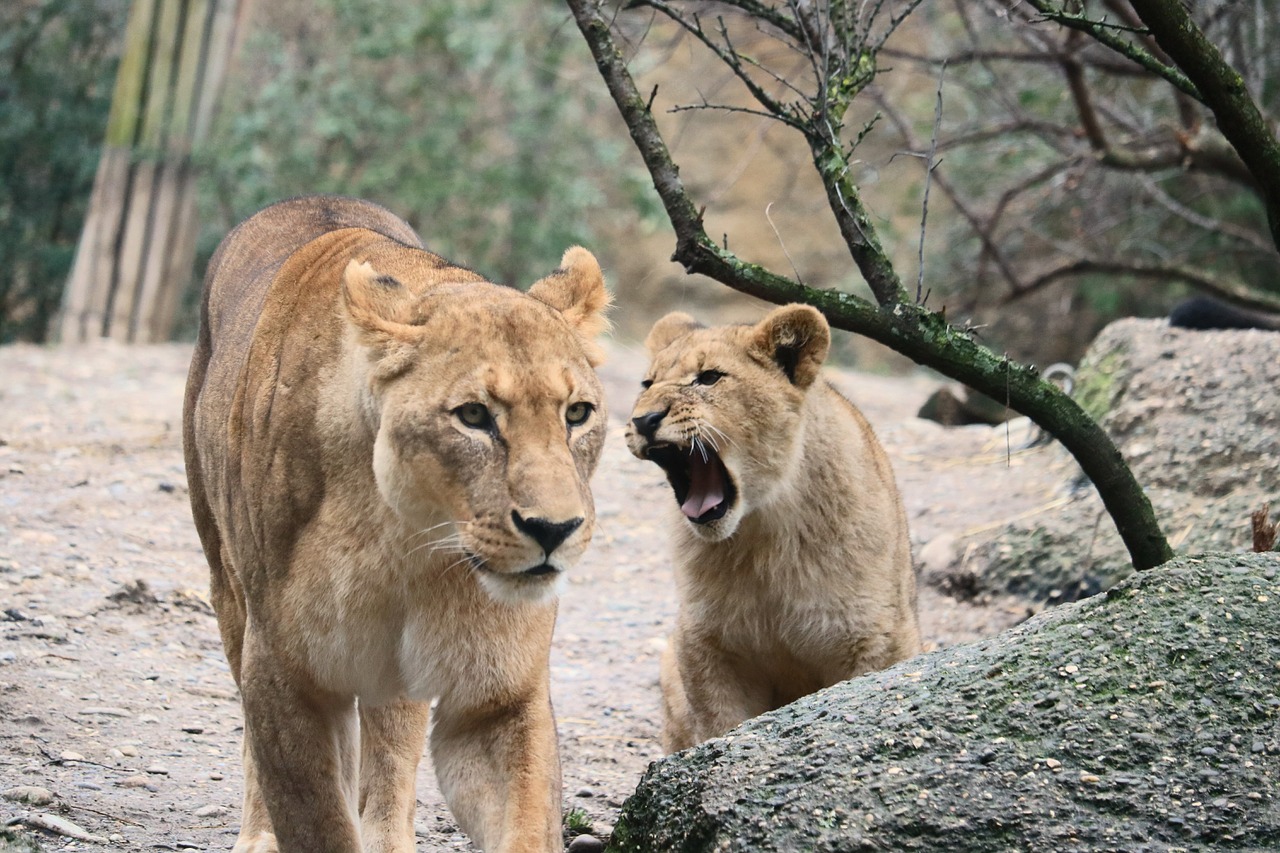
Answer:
[626,304,830,541]
[342,247,610,603]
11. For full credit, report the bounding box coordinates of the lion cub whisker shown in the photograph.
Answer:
[701,422,736,450]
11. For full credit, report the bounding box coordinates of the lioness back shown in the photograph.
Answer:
[183,196,610,853]
[625,304,920,752]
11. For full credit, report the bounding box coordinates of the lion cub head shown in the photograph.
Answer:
[342,247,610,603]
[626,304,830,541]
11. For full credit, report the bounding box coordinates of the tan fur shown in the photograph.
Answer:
[627,305,920,752]
[183,196,610,853]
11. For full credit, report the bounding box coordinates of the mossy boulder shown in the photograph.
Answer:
[609,555,1280,852]
[968,319,1280,603]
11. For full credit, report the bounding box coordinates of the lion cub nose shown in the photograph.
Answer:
[511,511,582,557]
[631,409,667,441]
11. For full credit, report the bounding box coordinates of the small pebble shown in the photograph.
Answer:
[182,725,205,734]
[146,763,170,775]
[76,781,103,791]
[566,835,605,853]
[119,744,140,757]
[194,804,228,818]
[209,772,224,781]
[118,775,159,791]
[3,785,54,806]
[574,786,596,798]
[60,750,85,762]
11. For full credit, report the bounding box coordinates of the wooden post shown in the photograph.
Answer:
[59,0,251,343]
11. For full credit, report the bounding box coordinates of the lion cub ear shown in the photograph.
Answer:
[528,247,612,365]
[644,312,702,355]
[750,304,830,388]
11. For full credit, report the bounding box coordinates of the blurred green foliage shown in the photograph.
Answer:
[0,0,127,343]
[1,0,655,342]
[195,0,654,318]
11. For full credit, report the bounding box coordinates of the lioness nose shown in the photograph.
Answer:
[631,409,667,440]
[511,511,583,557]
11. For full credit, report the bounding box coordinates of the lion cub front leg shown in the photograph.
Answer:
[358,699,431,853]
[662,629,769,752]
[430,687,562,853]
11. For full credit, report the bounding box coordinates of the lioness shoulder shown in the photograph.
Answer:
[183,196,609,853]
[625,304,920,752]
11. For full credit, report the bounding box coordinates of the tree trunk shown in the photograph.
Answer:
[59,0,249,343]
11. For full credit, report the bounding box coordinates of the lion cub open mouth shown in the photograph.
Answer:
[645,442,737,524]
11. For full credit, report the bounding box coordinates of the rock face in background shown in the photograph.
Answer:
[608,555,1280,852]
[950,319,1280,603]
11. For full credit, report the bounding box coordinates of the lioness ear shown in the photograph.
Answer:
[341,260,421,376]
[528,248,612,365]
[342,260,419,336]
[645,312,702,355]
[750,304,830,388]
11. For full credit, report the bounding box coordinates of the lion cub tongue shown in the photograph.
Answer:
[681,453,725,520]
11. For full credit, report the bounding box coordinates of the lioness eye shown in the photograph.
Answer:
[694,369,724,386]
[455,403,493,430]
[566,401,593,426]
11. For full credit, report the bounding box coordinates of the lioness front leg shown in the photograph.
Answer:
[359,699,431,853]
[230,738,277,853]
[430,688,562,853]
[239,645,362,853]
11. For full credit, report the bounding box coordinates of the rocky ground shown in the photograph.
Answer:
[0,340,1063,851]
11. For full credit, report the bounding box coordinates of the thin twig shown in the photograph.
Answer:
[764,202,804,284]
[916,62,946,304]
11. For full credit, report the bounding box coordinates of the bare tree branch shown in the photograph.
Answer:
[1014,0,1202,99]
[564,0,1173,571]
[1126,0,1280,251]
[1006,258,1280,311]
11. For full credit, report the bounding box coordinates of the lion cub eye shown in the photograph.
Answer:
[693,369,725,386]
[566,401,594,426]
[455,403,494,430]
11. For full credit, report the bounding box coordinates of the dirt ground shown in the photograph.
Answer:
[0,339,1067,851]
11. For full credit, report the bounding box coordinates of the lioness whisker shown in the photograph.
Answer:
[404,521,458,544]
[405,533,466,560]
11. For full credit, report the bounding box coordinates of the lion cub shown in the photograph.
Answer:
[627,305,920,752]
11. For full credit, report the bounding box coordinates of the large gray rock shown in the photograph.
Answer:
[609,555,1280,852]
[961,319,1280,603]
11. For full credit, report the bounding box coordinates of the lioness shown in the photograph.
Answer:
[183,196,609,853]
[626,305,921,752]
